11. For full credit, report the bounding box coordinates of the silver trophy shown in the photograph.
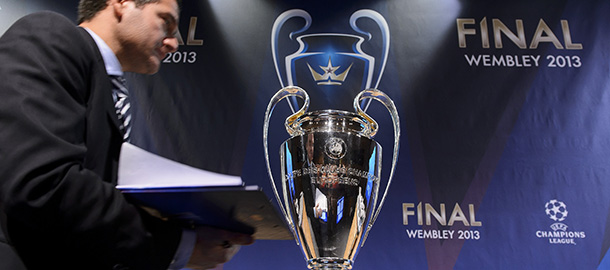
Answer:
[263,86,400,269]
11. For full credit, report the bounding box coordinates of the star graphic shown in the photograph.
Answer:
[320,57,340,75]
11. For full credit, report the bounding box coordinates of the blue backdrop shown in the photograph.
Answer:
[1,0,609,269]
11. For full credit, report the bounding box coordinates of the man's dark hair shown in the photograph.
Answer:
[77,0,180,24]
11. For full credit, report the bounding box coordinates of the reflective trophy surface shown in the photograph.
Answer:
[264,86,400,269]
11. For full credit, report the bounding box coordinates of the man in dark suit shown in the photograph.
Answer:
[0,0,252,269]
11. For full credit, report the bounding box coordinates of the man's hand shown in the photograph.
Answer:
[185,226,255,269]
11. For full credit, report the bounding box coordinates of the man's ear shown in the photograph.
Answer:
[112,0,132,21]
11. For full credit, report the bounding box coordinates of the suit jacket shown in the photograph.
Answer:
[0,11,181,270]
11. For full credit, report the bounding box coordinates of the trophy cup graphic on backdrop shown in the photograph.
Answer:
[264,9,400,269]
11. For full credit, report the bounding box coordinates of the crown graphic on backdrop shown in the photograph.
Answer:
[307,57,353,85]
[271,9,390,107]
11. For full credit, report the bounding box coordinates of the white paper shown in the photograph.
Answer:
[116,143,243,189]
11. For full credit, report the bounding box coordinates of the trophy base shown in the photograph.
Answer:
[307,258,353,270]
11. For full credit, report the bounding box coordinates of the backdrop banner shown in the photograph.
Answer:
[1,0,609,269]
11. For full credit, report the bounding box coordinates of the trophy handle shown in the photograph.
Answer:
[263,86,310,239]
[353,88,400,246]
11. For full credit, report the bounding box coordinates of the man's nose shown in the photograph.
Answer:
[164,37,179,53]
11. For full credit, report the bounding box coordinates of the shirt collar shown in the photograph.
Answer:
[82,27,123,77]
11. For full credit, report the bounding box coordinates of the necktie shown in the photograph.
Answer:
[110,75,132,141]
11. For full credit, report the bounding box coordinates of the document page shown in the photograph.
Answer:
[117,143,243,189]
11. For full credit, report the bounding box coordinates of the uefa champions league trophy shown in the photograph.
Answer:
[263,86,400,269]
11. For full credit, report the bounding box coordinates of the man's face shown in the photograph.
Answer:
[116,0,179,74]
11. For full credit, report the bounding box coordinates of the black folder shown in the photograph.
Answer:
[120,186,293,240]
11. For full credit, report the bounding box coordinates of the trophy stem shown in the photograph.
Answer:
[308,258,353,270]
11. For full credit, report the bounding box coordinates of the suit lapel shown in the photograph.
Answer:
[76,26,124,184]
[77,27,124,140]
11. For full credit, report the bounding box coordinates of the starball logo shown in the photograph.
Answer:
[535,199,586,245]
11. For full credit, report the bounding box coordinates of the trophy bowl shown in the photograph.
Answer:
[264,87,399,269]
